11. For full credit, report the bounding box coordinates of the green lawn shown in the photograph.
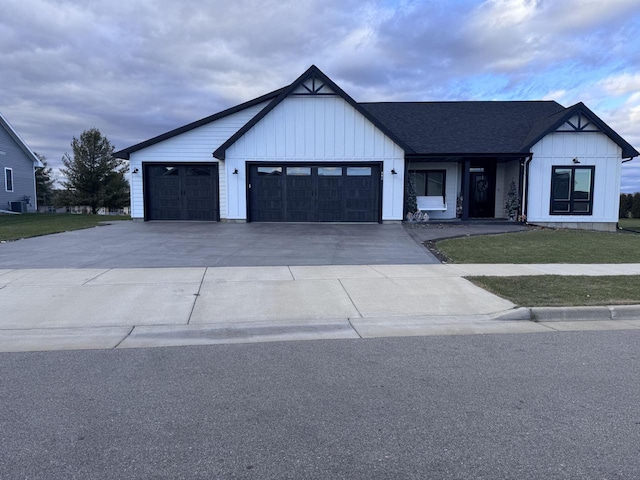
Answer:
[436,228,640,264]
[467,275,640,307]
[619,218,640,232]
[0,213,130,241]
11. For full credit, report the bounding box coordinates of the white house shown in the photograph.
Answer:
[114,65,638,231]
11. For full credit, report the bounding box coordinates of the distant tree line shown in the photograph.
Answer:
[619,193,640,218]
[36,128,129,213]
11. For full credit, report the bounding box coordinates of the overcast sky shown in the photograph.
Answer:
[2,0,639,192]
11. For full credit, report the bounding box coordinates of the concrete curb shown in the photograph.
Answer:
[529,305,640,322]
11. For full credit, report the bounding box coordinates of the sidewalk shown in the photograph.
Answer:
[1,264,640,352]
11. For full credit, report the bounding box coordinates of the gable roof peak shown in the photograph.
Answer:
[212,65,414,159]
[0,111,42,167]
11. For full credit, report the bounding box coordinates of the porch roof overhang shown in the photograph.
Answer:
[405,152,531,162]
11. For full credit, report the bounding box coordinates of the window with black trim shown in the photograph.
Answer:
[550,166,594,215]
[409,170,446,197]
[4,168,13,192]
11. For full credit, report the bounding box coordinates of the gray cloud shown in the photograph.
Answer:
[1,0,639,191]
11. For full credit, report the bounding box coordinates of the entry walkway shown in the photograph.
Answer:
[1,264,640,352]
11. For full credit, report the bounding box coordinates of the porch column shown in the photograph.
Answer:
[462,159,470,220]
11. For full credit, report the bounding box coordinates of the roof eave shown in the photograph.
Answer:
[113,86,288,159]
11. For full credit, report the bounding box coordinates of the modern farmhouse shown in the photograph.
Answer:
[115,66,638,231]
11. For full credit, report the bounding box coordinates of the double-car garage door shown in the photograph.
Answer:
[248,163,381,222]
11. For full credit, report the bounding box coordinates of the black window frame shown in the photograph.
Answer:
[549,165,595,216]
[409,169,446,197]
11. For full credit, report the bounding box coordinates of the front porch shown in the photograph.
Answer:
[405,155,528,221]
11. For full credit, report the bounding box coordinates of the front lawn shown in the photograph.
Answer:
[467,275,640,307]
[0,213,130,241]
[436,228,640,264]
[619,218,640,233]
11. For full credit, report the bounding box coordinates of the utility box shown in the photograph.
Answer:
[10,201,27,213]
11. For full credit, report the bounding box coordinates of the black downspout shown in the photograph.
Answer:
[462,158,471,220]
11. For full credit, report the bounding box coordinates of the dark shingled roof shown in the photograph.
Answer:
[115,65,639,160]
[359,101,567,155]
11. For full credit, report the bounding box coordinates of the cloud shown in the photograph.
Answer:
[0,0,639,192]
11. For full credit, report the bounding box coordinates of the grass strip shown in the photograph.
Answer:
[0,213,130,241]
[619,218,640,233]
[467,275,640,307]
[436,228,640,264]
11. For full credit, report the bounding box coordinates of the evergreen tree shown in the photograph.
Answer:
[405,172,417,214]
[504,178,520,220]
[34,152,55,207]
[631,192,640,219]
[60,128,128,214]
[619,193,632,218]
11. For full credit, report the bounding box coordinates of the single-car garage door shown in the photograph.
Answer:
[248,164,381,222]
[145,164,219,220]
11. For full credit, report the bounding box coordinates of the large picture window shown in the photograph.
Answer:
[409,170,446,197]
[550,166,594,215]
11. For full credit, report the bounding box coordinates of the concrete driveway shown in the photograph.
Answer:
[0,221,438,268]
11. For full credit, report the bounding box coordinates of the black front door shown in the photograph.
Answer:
[248,164,381,222]
[469,167,495,218]
[145,164,218,220]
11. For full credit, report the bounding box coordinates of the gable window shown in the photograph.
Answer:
[409,170,446,197]
[550,166,594,215]
[4,168,13,192]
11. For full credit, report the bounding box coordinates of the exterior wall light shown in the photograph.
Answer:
[391,169,397,175]
[233,168,239,174]
[132,168,139,174]
[572,158,580,164]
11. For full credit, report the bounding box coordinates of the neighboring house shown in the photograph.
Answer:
[114,65,639,231]
[0,112,43,212]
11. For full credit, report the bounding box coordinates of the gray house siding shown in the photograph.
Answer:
[0,117,38,212]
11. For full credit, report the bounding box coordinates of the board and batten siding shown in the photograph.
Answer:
[225,95,406,221]
[527,131,622,225]
[0,123,37,211]
[128,101,270,219]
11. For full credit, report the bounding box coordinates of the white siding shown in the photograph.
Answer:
[527,132,622,224]
[225,95,406,221]
[128,102,270,219]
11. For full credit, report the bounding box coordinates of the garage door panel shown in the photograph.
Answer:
[249,164,380,223]
[145,164,218,221]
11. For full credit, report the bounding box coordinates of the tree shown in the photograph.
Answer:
[60,128,128,214]
[405,172,417,214]
[632,192,640,219]
[619,193,633,218]
[102,169,130,210]
[34,152,56,207]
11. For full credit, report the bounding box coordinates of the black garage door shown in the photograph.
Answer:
[145,164,219,220]
[248,164,381,222]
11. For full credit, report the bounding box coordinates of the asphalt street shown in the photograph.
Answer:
[1,330,639,479]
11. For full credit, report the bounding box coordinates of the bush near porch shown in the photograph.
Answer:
[436,227,640,264]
